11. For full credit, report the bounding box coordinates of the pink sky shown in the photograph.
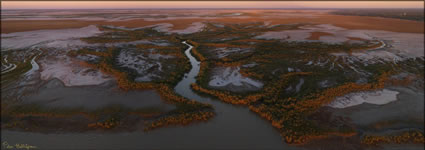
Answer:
[2,1,424,9]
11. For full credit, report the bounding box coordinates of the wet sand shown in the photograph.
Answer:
[330,86,424,133]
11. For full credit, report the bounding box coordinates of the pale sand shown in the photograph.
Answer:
[39,56,111,86]
[327,89,400,109]
[1,25,101,50]
[209,67,263,88]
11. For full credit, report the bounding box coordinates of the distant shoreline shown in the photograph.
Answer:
[2,8,424,11]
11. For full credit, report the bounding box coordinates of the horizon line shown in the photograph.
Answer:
[2,7,424,10]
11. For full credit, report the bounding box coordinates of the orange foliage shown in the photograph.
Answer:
[144,111,215,131]
[362,131,425,146]
[263,72,313,97]
[75,42,215,130]
[191,83,249,105]
[87,118,121,129]
[240,69,264,80]
[191,82,265,105]
[297,72,390,113]
[156,83,208,105]
[189,46,206,62]
[248,72,392,145]
[196,62,209,81]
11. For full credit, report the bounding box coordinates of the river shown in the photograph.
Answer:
[1,41,299,150]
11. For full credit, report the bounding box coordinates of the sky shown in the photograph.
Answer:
[1,1,424,9]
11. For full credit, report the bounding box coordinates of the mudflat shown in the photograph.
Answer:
[2,11,423,34]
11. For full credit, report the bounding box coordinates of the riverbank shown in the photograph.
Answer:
[1,41,293,149]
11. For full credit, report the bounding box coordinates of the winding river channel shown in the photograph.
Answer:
[1,56,17,74]
[1,41,301,149]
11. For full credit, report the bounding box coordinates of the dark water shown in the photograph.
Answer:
[1,41,298,150]
[23,79,174,111]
